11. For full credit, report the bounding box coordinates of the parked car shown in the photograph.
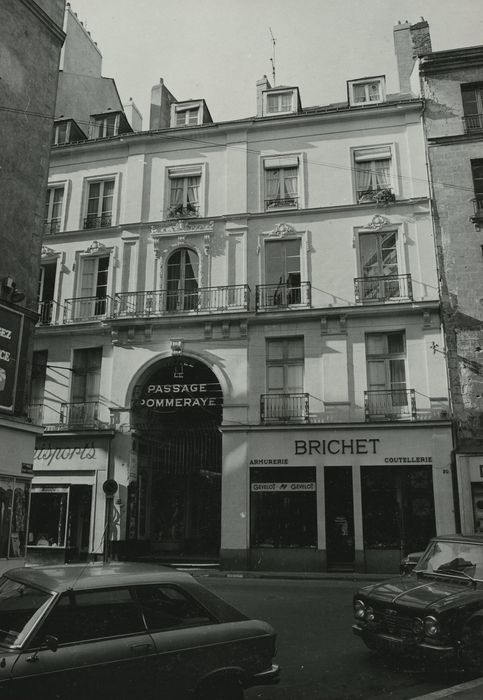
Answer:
[352,534,483,671]
[399,550,424,575]
[0,563,279,699]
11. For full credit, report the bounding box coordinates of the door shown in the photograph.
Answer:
[265,239,302,306]
[366,332,408,419]
[359,231,400,301]
[324,467,355,570]
[166,248,199,311]
[78,255,109,319]
[11,588,154,700]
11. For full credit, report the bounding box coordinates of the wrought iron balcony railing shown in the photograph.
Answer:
[364,389,416,421]
[37,300,59,325]
[354,274,413,303]
[463,113,483,133]
[111,285,250,318]
[261,393,310,423]
[265,196,299,211]
[44,219,61,235]
[166,203,200,219]
[58,401,100,431]
[63,295,110,323]
[256,282,311,311]
[83,214,112,230]
[357,187,395,204]
[471,196,483,220]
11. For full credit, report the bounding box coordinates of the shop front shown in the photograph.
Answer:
[222,422,454,573]
[30,436,112,564]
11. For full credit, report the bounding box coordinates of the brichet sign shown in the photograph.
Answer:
[0,303,23,413]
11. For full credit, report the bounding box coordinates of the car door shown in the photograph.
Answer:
[10,587,155,700]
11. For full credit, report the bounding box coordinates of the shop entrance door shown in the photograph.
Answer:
[324,467,355,571]
[67,486,92,561]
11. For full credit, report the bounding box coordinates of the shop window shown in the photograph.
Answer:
[135,585,214,631]
[0,478,30,558]
[28,488,68,548]
[250,467,317,548]
[166,247,199,311]
[34,588,145,645]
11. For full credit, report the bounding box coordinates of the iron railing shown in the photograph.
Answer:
[83,214,112,230]
[472,196,483,219]
[354,274,413,303]
[357,187,395,204]
[37,300,59,325]
[256,281,311,311]
[260,393,310,423]
[58,401,100,430]
[111,285,250,318]
[463,114,483,133]
[265,196,299,211]
[364,389,416,421]
[63,295,111,323]
[166,204,200,219]
[44,219,61,235]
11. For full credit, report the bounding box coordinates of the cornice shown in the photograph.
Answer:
[19,0,66,44]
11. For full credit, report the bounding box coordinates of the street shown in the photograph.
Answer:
[200,576,477,700]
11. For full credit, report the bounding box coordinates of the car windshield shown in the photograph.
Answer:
[0,577,53,647]
[415,540,483,581]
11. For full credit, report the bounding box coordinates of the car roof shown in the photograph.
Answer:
[431,534,483,544]
[3,563,197,594]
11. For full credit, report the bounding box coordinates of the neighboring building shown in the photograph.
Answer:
[415,40,483,535]
[0,0,65,559]
[30,13,455,573]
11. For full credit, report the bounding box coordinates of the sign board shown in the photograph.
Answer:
[251,482,316,492]
[0,303,24,413]
[21,463,33,474]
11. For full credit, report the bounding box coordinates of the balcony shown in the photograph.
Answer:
[83,214,112,230]
[111,285,250,318]
[63,296,110,323]
[44,219,61,235]
[364,389,416,421]
[357,187,395,205]
[166,203,199,219]
[260,393,310,424]
[471,196,483,223]
[463,113,483,134]
[265,196,299,211]
[354,274,413,304]
[37,300,59,325]
[256,282,311,312]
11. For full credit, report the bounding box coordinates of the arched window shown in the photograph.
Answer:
[166,247,199,311]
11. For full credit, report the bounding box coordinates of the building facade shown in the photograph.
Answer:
[30,18,454,573]
[0,0,65,559]
[416,43,483,536]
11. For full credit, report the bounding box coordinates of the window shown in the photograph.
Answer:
[462,84,483,132]
[366,331,408,418]
[353,147,393,203]
[175,108,200,126]
[0,578,52,648]
[94,113,119,138]
[358,230,404,301]
[264,238,301,306]
[44,186,64,234]
[135,585,214,631]
[34,588,145,645]
[52,121,69,145]
[471,160,483,214]
[264,157,299,210]
[265,337,305,421]
[28,487,69,548]
[167,170,201,218]
[348,77,385,106]
[267,92,293,113]
[38,262,57,324]
[166,248,199,311]
[84,179,115,229]
[250,467,317,548]
[68,347,102,427]
[76,255,110,319]
[30,350,47,423]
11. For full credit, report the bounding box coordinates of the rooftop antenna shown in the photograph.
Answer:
[269,27,276,85]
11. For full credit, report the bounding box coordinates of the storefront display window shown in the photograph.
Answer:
[0,477,30,558]
[28,488,68,548]
[250,467,317,548]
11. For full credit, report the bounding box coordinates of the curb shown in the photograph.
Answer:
[411,676,483,699]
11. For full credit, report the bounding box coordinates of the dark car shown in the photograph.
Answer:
[352,534,483,671]
[0,562,279,699]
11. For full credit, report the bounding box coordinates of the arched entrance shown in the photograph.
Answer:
[131,356,223,560]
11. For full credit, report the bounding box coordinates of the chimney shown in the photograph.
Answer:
[393,18,432,93]
[256,75,271,117]
[123,98,143,132]
[149,78,177,130]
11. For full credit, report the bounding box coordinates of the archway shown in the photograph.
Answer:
[131,355,223,559]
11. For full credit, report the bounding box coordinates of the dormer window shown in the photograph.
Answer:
[52,119,86,145]
[348,77,385,106]
[175,107,200,126]
[91,111,133,139]
[263,88,298,116]
[170,101,204,128]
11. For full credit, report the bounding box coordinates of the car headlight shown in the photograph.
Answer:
[424,615,440,637]
[365,606,375,623]
[354,599,366,619]
[412,617,424,635]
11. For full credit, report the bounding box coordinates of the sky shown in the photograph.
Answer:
[68,0,483,127]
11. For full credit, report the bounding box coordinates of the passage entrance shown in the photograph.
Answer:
[132,357,222,559]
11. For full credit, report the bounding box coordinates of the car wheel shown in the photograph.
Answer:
[461,622,483,672]
[196,678,244,700]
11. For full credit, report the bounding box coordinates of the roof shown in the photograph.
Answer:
[4,563,193,594]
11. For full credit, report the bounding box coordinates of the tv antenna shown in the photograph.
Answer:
[269,27,276,85]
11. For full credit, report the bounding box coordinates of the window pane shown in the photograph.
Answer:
[28,492,67,547]
[366,334,385,355]
[267,366,284,391]
[136,585,213,631]
[286,364,303,392]
[0,578,52,647]
[387,332,405,354]
[267,339,283,360]
[353,84,366,103]
[287,337,304,359]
